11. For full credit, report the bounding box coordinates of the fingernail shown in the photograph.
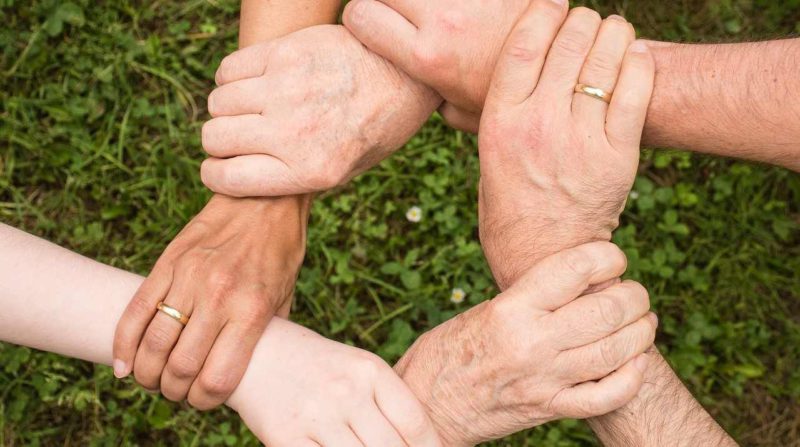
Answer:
[608,14,626,22]
[634,354,649,373]
[630,40,649,53]
[113,359,129,379]
[648,312,659,327]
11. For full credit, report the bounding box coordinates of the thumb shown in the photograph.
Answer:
[500,242,628,312]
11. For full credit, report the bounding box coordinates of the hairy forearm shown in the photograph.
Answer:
[644,39,800,171]
[588,347,736,447]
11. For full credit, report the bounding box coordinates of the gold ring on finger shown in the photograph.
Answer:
[156,302,190,326]
[574,83,613,104]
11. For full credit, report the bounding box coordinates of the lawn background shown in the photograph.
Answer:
[1,0,799,445]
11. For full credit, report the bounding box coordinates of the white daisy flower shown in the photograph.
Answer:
[406,206,422,223]
[450,288,466,304]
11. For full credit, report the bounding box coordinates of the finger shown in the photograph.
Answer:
[133,282,195,390]
[375,369,441,447]
[536,7,602,99]
[187,317,268,410]
[350,404,407,447]
[160,308,226,402]
[315,427,364,447]
[572,16,635,126]
[555,313,657,383]
[215,41,274,85]
[501,242,628,312]
[207,77,270,118]
[485,0,569,106]
[200,155,297,197]
[547,280,650,349]
[605,40,655,151]
[112,265,173,378]
[343,0,419,73]
[552,352,651,419]
[202,114,279,158]
[438,103,479,133]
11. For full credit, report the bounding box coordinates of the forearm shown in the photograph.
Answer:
[0,223,288,411]
[0,223,139,364]
[588,347,735,446]
[207,0,341,289]
[643,39,800,171]
[239,0,341,46]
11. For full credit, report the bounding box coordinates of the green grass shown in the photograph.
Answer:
[1,0,799,445]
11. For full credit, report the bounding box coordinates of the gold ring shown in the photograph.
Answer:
[574,83,612,104]
[157,302,190,326]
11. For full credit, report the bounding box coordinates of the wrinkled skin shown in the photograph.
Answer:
[395,243,657,446]
[392,3,658,445]
[200,25,441,197]
[476,5,654,288]
[343,0,531,130]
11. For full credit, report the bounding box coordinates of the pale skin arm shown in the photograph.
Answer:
[0,223,443,445]
[0,221,262,381]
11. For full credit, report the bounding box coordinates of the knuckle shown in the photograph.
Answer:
[197,371,238,398]
[143,324,176,353]
[595,294,626,330]
[412,45,447,71]
[175,251,206,275]
[584,50,620,76]
[398,408,431,441]
[621,281,650,308]
[570,7,602,24]
[238,299,271,328]
[598,337,623,371]
[206,269,236,291]
[603,15,630,31]
[128,294,156,319]
[553,30,591,56]
[540,0,568,17]
[352,353,385,381]
[562,248,596,278]
[166,352,203,380]
[327,376,359,400]
[504,32,544,65]
[434,10,469,34]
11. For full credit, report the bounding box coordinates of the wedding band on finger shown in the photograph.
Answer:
[156,302,190,326]
[574,83,613,104]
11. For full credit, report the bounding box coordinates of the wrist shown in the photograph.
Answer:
[484,216,613,291]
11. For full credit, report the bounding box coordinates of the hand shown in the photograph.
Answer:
[395,242,657,446]
[343,0,532,132]
[228,318,442,447]
[113,194,310,409]
[200,24,442,197]
[477,5,655,289]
